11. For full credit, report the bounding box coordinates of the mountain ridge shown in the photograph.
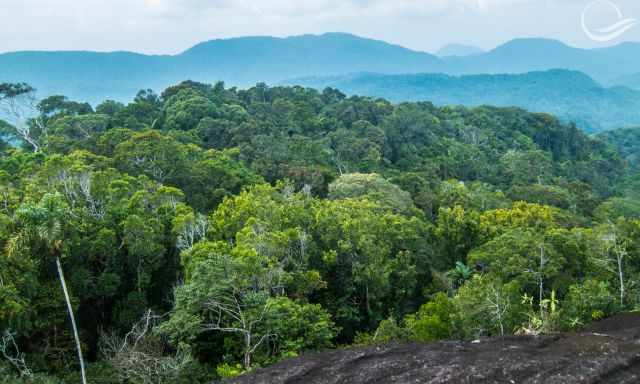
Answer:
[2,32,640,108]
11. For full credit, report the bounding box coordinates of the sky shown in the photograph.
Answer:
[2,0,640,54]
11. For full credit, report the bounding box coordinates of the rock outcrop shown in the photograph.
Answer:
[224,313,640,383]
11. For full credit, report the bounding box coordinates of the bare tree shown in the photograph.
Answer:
[176,213,208,252]
[100,310,191,384]
[485,283,510,337]
[537,244,547,315]
[0,330,32,378]
[601,226,629,307]
[524,243,548,317]
[0,83,44,152]
[78,172,105,219]
[203,291,274,370]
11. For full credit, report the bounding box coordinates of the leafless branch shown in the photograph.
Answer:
[100,310,189,384]
[0,330,32,377]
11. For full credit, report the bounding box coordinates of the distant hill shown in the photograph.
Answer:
[284,69,640,133]
[0,33,439,104]
[598,126,640,166]
[613,73,640,90]
[436,44,484,57]
[441,39,640,85]
[2,33,640,106]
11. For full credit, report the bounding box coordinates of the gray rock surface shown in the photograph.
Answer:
[224,313,640,383]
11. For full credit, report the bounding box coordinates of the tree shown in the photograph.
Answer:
[0,83,43,152]
[328,173,415,214]
[595,222,631,306]
[0,330,32,378]
[434,205,481,269]
[446,261,473,290]
[468,230,565,309]
[100,310,192,384]
[9,194,87,384]
[314,197,429,334]
[258,297,336,358]
[164,89,218,131]
[455,275,525,338]
[161,252,282,370]
[561,279,617,329]
[500,150,552,186]
[404,293,460,342]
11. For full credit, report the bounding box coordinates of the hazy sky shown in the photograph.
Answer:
[3,0,640,54]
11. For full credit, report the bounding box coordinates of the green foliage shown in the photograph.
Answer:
[291,70,640,133]
[0,79,638,380]
[455,276,527,338]
[216,363,245,379]
[0,363,64,384]
[353,317,409,346]
[260,297,336,356]
[561,279,618,329]
[328,173,415,214]
[594,197,640,221]
[597,126,640,167]
[404,293,460,342]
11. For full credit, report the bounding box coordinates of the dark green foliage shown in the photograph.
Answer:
[288,70,640,133]
[598,126,640,167]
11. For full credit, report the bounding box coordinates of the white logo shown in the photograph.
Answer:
[581,0,637,42]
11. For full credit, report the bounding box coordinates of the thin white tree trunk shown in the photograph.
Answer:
[56,256,87,384]
[538,244,546,317]
[617,254,625,307]
[244,332,251,369]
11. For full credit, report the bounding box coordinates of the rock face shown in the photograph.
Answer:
[224,313,640,384]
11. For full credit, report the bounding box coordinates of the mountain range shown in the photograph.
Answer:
[2,32,640,132]
[0,33,440,104]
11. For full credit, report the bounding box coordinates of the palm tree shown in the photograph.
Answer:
[446,261,473,290]
[10,193,87,384]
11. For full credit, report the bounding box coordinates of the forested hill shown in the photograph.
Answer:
[598,126,640,166]
[285,69,640,133]
[2,33,640,105]
[1,81,639,383]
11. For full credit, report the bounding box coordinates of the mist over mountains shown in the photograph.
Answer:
[0,33,440,104]
[436,44,485,57]
[2,32,640,132]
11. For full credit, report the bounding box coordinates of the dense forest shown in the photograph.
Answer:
[0,80,639,383]
[288,69,640,133]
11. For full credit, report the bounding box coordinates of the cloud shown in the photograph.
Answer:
[0,0,638,54]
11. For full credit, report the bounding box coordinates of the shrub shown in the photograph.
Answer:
[405,293,460,342]
[561,279,618,329]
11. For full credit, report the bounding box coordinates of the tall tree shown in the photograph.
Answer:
[9,194,87,384]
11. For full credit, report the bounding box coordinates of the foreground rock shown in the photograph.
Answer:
[225,313,640,384]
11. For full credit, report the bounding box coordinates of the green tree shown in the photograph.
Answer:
[562,279,618,329]
[405,293,460,342]
[8,194,87,384]
[328,173,415,214]
[455,275,525,338]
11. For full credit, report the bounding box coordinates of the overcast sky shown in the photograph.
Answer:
[2,0,640,54]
